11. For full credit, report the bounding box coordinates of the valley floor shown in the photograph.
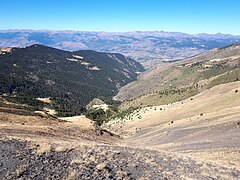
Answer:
[0,82,240,179]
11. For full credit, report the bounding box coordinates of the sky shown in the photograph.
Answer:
[1,0,240,35]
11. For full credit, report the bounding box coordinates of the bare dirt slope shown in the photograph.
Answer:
[107,81,240,169]
[0,82,240,179]
[0,110,118,147]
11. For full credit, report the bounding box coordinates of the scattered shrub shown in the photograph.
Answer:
[85,108,106,126]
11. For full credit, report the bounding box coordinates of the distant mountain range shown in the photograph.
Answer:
[0,44,144,116]
[1,30,240,66]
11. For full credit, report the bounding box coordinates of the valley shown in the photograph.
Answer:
[115,44,240,106]
[0,44,240,179]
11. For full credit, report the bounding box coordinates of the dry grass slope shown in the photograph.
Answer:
[0,81,240,179]
[115,44,240,102]
[106,81,240,169]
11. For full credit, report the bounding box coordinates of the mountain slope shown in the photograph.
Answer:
[115,44,240,107]
[1,92,240,179]
[106,81,240,168]
[0,44,144,116]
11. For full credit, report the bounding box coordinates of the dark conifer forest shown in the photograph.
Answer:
[0,44,144,116]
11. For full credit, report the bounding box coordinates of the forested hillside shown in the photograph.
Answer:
[0,44,144,116]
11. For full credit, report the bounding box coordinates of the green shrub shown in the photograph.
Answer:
[85,108,107,126]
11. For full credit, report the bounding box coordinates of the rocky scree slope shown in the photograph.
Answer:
[1,140,240,180]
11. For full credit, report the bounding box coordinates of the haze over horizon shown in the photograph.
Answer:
[1,29,239,36]
[1,0,240,35]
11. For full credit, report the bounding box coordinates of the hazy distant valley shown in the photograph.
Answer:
[1,30,240,68]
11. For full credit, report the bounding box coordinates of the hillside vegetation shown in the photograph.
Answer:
[116,44,240,110]
[0,44,144,116]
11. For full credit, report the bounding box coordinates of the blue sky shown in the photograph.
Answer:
[1,0,240,35]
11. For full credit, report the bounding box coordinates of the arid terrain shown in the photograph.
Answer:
[0,81,240,179]
[106,82,240,169]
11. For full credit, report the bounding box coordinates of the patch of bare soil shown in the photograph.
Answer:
[0,110,118,146]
